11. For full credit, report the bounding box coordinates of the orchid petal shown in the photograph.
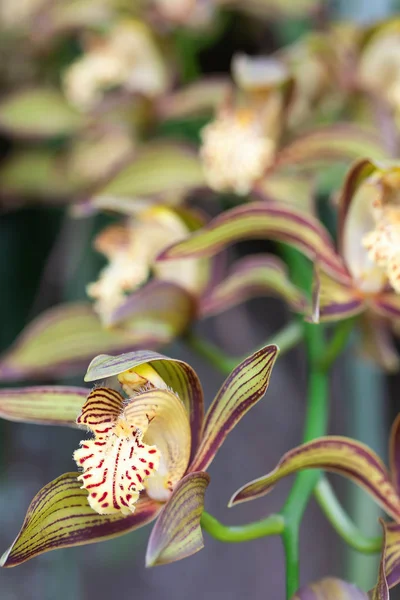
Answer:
[124,389,191,503]
[275,124,387,171]
[255,173,315,213]
[0,284,194,381]
[200,254,308,318]
[292,578,368,599]
[372,520,390,599]
[145,471,209,566]
[190,345,278,473]
[85,351,204,460]
[370,293,400,325]
[390,414,400,496]
[0,88,83,139]
[0,386,87,427]
[0,473,161,567]
[158,78,231,119]
[382,521,400,589]
[158,201,348,283]
[313,269,364,323]
[229,437,400,521]
[89,143,205,209]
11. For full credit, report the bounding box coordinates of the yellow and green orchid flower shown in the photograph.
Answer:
[0,344,278,567]
[228,414,400,595]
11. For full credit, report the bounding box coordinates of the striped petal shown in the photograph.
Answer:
[390,414,400,497]
[372,520,390,599]
[85,351,204,461]
[145,471,209,566]
[0,285,194,381]
[200,254,308,318]
[88,142,205,210]
[383,521,400,589]
[275,124,387,171]
[189,345,278,473]
[313,269,364,323]
[292,578,368,599]
[229,437,400,521]
[158,202,348,283]
[0,386,87,427]
[0,472,162,567]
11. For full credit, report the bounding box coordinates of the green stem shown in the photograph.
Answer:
[201,512,285,542]
[281,322,328,598]
[314,478,382,555]
[185,320,304,376]
[319,317,355,371]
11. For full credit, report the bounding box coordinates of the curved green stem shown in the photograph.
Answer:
[281,321,328,598]
[185,320,303,376]
[201,512,285,542]
[314,478,382,555]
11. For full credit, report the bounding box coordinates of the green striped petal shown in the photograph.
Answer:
[229,437,400,521]
[158,201,348,283]
[85,350,204,460]
[0,386,88,426]
[0,283,194,381]
[0,88,83,138]
[1,473,162,567]
[145,472,209,566]
[200,254,308,318]
[189,345,278,472]
[275,124,387,171]
[292,578,368,599]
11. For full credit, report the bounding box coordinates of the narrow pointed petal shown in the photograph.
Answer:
[371,520,389,599]
[125,389,191,502]
[85,351,204,460]
[158,202,348,282]
[200,254,308,318]
[390,414,400,496]
[190,345,278,473]
[292,578,368,599]
[0,473,162,567]
[275,124,387,171]
[89,143,205,211]
[383,521,400,589]
[145,472,209,567]
[0,386,88,427]
[313,269,364,323]
[0,289,193,381]
[229,437,400,521]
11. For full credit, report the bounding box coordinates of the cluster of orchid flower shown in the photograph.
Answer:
[3,0,400,598]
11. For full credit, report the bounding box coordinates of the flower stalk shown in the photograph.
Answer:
[201,512,284,542]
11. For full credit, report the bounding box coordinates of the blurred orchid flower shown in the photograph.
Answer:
[87,205,210,326]
[228,414,400,595]
[149,0,215,29]
[0,345,278,566]
[63,19,169,111]
[158,160,400,353]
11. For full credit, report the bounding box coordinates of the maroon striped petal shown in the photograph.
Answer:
[313,269,364,323]
[390,415,400,497]
[373,520,390,599]
[229,437,400,521]
[199,254,308,318]
[158,202,348,283]
[145,471,209,566]
[370,293,400,324]
[0,473,162,567]
[292,578,368,599]
[189,345,278,473]
[0,293,193,382]
[383,521,400,590]
[0,386,88,427]
[85,350,204,461]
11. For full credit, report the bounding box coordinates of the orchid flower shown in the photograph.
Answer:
[228,413,400,594]
[157,160,400,362]
[292,575,388,600]
[0,345,278,567]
